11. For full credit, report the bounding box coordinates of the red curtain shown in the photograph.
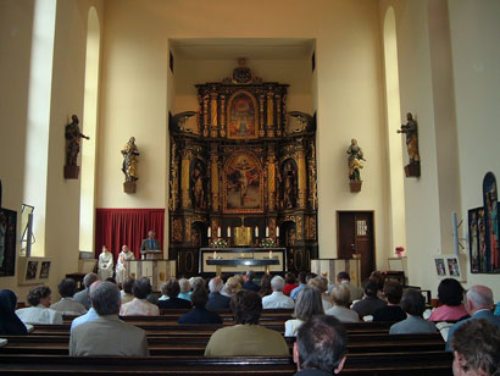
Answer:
[95,208,165,260]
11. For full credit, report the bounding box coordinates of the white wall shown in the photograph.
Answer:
[0,0,103,298]
[448,0,500,298]
[96,0,392,269]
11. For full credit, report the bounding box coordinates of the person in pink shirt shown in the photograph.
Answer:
[429,278,468,322]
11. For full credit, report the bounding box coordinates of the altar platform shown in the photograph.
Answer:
[199,247,286,275]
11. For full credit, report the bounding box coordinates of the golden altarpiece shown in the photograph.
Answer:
[168,63,318,276]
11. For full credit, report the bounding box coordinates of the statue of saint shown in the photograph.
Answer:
[65,115,89,167]
[346,138,365,181]
[398,112,420,163]
[191,161,206,210]
[121,137,140,182]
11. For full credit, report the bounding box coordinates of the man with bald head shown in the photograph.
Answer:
[446,285,500,351]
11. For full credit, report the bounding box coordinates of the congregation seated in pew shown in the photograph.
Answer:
[73,272,98,310]
[120,277,135,304]
[293,315,348,376]
[178,286,222,325]
[206,276,230,311]
[428,278,468,322]
[325,284,360,323]
[120,277,159,316]
[389,288,437,335]
[0,289,28,335]
[204,290,289,357]
[450,318,500,376]
[372,280,406,322]
[50,278,87,316]
[15,286,63,325]
[70,281,149,356]
[308,275,332,311]
[262,275,295,309]
[157,278,192,309]
[285,286,324,337]
[70,281,101,332]
[351,279,387,319]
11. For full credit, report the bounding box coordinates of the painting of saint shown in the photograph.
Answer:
[227,92,257,139]
[224,152,262,213]
[468,210,480,273]
[483,172,499,272]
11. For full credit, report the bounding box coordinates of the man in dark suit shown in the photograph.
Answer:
[140,230,161,252]
[242,271,260,292]
[206,277,231,311]
[157,278,191,310]
[178,286,222,324]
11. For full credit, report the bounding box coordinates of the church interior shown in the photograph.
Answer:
[1,0,499,305]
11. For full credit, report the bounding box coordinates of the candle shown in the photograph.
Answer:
[269,250,273,258]
[227,226,231,237]
[207,227,211,238]
[217,227,221,238]
[213,251,217,259]
[255,226,259,238]
[276,226,280,237]
[265,226,269,237]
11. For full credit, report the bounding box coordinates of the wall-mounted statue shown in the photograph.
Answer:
[398,112,420,177]
[346,139,365,194]
[282,159,298,209]
[190,160,206,210]
[121,137,139,193]
[64,114,89,179]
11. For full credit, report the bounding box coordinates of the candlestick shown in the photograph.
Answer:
[255,226,259,238]
[217,226,221,238]
[207,227,211,238]
[227,226,231,238]
[265,226,269,238]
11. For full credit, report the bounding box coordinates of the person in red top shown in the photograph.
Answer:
[283,272,299,296]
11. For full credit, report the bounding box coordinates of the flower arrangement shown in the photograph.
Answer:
[260,237,276,248]
[209,238,228,248]
[395,246,405,257]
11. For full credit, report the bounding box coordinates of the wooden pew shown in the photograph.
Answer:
[0,352,453,375]
[0,333,444,356]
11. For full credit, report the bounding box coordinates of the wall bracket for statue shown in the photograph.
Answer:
[398,112,420,178]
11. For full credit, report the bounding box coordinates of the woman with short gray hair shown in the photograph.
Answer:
[325,284,360,322]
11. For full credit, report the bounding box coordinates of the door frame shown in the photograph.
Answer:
[336,210,376,280]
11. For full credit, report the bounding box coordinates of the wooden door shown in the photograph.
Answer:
[337,211,375,282]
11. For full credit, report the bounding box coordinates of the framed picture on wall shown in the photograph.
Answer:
[445,256,462,279]
[39,261,51,279]
[434,257,446,277]
[25,260,38,280]
[0,207,17,277]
